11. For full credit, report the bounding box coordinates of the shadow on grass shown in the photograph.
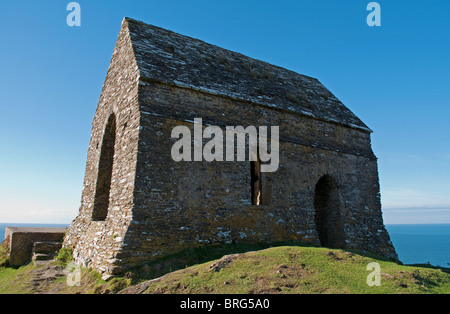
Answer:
[125,240,315,284]
[405,263,450,274]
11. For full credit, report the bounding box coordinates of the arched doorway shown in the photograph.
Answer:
[92,113,117,221]
[314,175,345,248]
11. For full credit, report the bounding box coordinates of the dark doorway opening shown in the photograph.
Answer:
[314,175,345,248]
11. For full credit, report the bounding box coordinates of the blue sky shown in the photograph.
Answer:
[0,0,449,224]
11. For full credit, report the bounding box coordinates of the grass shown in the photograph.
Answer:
[0,265,31,294]
[0,238,10,267]
[124,246,450,294]
[123,241,289,282]
[0,238,112,294]
[0,260,126,294]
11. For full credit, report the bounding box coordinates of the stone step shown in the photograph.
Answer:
[33,253,56,261]
[32,252,58,266]
[32,241,62,266]
[33,241,62,254]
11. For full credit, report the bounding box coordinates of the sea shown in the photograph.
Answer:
[1,223,449,268]
[385,224,450,267]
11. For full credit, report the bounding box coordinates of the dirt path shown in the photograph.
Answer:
[13,261,68,294]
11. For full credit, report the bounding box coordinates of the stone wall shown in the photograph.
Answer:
[63,20,141,275]
[111,81,397,270]
[5,227,67,266]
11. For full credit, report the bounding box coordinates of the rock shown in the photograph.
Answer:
[209,254,239,272]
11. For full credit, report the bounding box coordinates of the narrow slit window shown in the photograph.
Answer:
[251,159,261,205]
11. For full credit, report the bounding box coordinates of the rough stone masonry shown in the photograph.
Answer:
[63,17,398,276]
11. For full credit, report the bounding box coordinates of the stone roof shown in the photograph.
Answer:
[124,18,371,132]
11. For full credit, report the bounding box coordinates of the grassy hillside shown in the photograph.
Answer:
[120,246,450,294]
[1,240,449,294]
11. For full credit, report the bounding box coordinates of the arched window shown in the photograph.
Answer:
[92,114,117,221]
[314,175,345,248]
